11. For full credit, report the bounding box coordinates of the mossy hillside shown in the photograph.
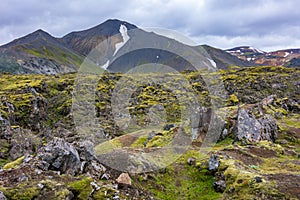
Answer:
[24,45,84,68]
[0,66,298,133]
[0,66,299,199]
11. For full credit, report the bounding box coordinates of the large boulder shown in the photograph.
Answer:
[235,109,277,143]
[9,128,41,160]
[37,137,81,175]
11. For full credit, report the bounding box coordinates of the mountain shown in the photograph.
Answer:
[0,29,83,74]
[200,45,257,69]
[0,19,264,74]
[61,19,137,56]
[226,46,300,68]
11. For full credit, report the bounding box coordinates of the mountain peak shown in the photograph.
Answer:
[1,29,55,48]
[61,19,137,56]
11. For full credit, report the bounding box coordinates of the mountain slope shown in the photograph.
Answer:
[0,29,84,74]
[226,46,300,68]
[61,19,137,56]
[200,45,258,69]
[0,19,264,74]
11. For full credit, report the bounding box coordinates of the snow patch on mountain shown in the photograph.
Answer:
[113,24,130,56]
[249,46,264,54]
[284,52,290,57]
[101,60,110,70]
[207,58,217,68]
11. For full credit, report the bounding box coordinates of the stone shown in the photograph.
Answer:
[9,128,41,160]
[37,183,44,189]
[235,109,277,143]
[148,131,156,140]
[0,191,6,200]
[208,154,220,172]
[76,140,95,161]
[254,176,262,183]
[116,173,132,187]
[213,180,226,192]
[18,173,28,182]
[220,128,229,140]
[279,139,288,145]
[258,115,277,142]
[36,137,81,175]
[101,173,110,180]
[236,109,262,143]
[85,160,106,178]
[163,124,174,131]
[187,157,196,166]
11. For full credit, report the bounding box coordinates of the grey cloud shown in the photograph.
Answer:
[0,0,299,51]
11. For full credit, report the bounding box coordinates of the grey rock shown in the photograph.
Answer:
[258,115,277,142]
[85,160,106,179]
[18,173,28,182]
[148,131,156,140]
[187,157,196,166]
[113,195,120,200]
[213,180,226,192]
[279,139,288,145]
[77,140,95,161]
[220,128,229,140]
[236,109,262,143]
[235,109,277,143]
[101,173,110,180]
[0,191,7,200]
[37,183,44,189]
[208,154,220,172]
[66,191,74,200]
[9,128,41,160]
[163,124,174,131]
[254,176,262,183]
[37,137,81,175]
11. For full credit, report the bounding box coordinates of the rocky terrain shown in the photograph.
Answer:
[0,66,299,199]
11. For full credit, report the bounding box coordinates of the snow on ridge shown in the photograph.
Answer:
[249,46,264,54]
[113,24,130,56]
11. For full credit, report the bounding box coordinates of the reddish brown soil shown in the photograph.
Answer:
[221,149,263,166]
[266,173,300,199]
[247,146,278,158]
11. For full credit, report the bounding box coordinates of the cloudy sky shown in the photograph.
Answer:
[1,0,300,51]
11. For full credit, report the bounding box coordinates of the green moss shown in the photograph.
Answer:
[2,156,24,170]
[138,164,221,200]
[94,139,122,155]
[0,158,9,168]
[221,158,288,199]
[131,135,148,148]
[0,184,40,200]
[229,94,239,104]
[68,176,93,200]
[281,115,300,128]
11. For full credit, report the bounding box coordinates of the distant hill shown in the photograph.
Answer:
[226,46,300,68]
